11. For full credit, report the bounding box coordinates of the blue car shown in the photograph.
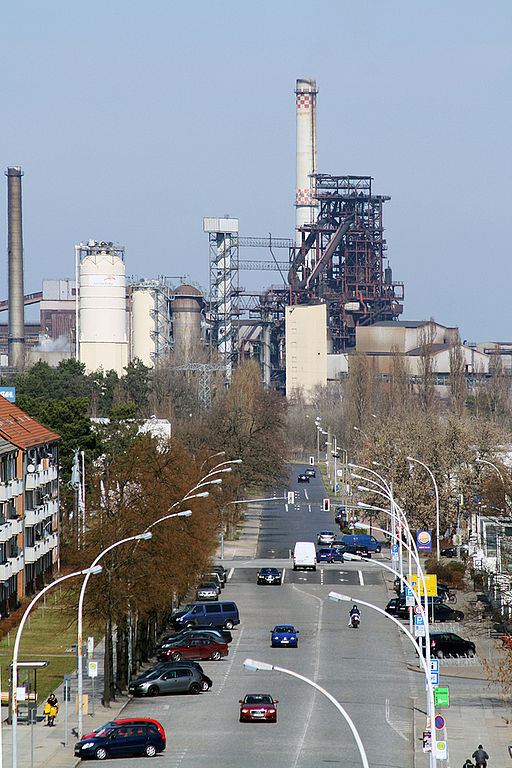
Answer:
[316,548,344,563]
[271,624,299,647]
[74,722,166,760]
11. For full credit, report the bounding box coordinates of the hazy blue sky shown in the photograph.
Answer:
[1,0,510,341]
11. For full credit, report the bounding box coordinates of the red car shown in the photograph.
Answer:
[239,694,278,722]
[84,718,166,743]
[157,637,228,662]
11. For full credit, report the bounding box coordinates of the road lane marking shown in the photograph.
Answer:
[215,626,244,696]
[305,489,309,500]
[320,569,324,585]
[290,586,323,768]
[358,569,364,586]
[285,503,288,513]
[385,698,410,741]
[227,567,234,581]
[308,503,311,513]
[281,568,286,584]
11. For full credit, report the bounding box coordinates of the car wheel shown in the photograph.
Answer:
[375,546,381,553]
[144,744,157,757]
[467,649,475,658]
[148,685,159,696]
[436,650,444,659]
[95,747,108,760]
[211,650,221,660]
[170,651,182,661]
[454,612,463,622]
[185,622,194,628]
[224,620,234,629]
[201,680,210,691]
[189,682,201,694]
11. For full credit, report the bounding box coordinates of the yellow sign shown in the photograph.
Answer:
[410,574,438,597]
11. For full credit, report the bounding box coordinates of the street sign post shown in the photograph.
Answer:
[434,687,450,707]
[422,731,432,753]
[434,715,445,729]
[435,740,447,759]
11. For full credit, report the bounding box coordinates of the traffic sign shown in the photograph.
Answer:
[410,574,438,597]
[435,740,447,759]
[415,613,424,625]
[391,544,399,553]
[414,605,423,615]
[434,687,450,707]
[435,715,445,729]
[430,659,439,672]
[430,671,439,686]
[88,661,98,678]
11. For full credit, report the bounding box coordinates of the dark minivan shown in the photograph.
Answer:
[170,601,240,630]
[75,722,166,760]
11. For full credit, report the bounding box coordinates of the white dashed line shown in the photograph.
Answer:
[304,489,309,501]
[358,569,364,586]
[227,567,234,581]
[215,626,244,695]
[281,568,286,584]
[308,503,311,513]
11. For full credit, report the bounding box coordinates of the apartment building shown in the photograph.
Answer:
[0,398,60,615]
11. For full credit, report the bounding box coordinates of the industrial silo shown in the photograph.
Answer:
[131,284,156,367]
[78,240,128,375]
[171,284,203,353]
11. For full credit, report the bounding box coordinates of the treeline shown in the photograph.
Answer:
[3,356,288,702]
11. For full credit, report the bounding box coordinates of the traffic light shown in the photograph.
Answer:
[323,498,330,512]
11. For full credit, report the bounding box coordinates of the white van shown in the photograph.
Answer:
[293,541,317,571]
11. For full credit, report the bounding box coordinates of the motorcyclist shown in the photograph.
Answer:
[348,604,360,626]
[472,745,489,768]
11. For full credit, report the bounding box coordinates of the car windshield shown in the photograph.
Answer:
[94,725,116,737]
[274,626,294,633]
[245,695,272,704]
[142,670,162,681]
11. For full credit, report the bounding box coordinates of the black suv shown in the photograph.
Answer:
[430,632,475,658]
[386,597,464,622]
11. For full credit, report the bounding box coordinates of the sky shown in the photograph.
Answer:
[1,0,510,341]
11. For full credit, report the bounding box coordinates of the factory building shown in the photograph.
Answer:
[285,303,327,399]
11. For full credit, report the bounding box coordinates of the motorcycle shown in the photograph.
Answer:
[349,612,360,629]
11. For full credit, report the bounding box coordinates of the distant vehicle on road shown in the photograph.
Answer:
[430,631,475,658]
[386,597,464,622]
[271,625,299,647]
[305,468,316,477]
[292,541,317,571]
[297,473,309,483]
[341,534,382,553]
[83,718,166,744]
[317,531,336,545]
[440,547,457,558]
[196,582,219,601]
[316,548,344,563]
[257,567,282,585]
[239,694,278,722]
[170,601,240,630]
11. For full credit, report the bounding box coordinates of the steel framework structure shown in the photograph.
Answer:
[288,174,404,352]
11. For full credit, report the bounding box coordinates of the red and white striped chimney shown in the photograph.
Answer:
[295,78,318,246]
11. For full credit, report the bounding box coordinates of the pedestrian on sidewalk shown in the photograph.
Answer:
[44,693,59,727]
[471,745,489,768]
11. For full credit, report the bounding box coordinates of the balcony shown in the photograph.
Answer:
[23,534,58,564]
[24,466,58,491]
[0,561,13,582]
[24,500,59,527]
[7,479,23,498]
[10,554,24,575]
[0,518,22,543]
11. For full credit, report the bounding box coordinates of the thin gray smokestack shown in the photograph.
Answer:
[6,167,25,368]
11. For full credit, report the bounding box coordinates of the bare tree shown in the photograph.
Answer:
[449,334,467,414]
[417,319,438,413]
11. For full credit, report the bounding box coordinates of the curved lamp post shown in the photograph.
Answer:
[243,658,369,768]
[12,566,103,768]
[328,593,437,768]
[407,456,440,561]
[77,532,152,739]
[476,457,508,512]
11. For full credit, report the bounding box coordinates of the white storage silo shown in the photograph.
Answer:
[78,241,128,375]
[131,284,157,367]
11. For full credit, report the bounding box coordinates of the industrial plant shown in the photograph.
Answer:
[1,80,504,396]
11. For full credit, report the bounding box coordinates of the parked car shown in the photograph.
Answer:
[154,629,231,654]
[137,661,212,690]
[205,571,224,591]
[385,598,410,619]
[431,602,464,622]
[210,566,227,585]
[305,468,316,477]
[83,719,166,744]
[257,567,282,585]
[129,666,204,696]
[196,582,219,601]
[75,722,166,760]
[170,601,240,630]
[440,547,457,558]
[297,473,309,483]
[386,597,464,622]
[239,694,278,722]
[270,624,299,647]
[430,632,475,658]
[157,637,228,662]
[341,543,371,559]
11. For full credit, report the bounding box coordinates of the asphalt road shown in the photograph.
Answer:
[79,465,420,767]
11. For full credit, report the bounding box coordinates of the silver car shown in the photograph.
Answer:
[129,666,203,696]
[196,582,219,601]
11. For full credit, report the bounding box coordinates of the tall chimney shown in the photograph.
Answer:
[6,167,25,369]
[295,78,318,248]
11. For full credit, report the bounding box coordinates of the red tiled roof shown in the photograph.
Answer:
[0,398,60,449]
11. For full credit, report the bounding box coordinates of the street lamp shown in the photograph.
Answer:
[12,566,103,768]
[328,593,437,768]
[407,456,440,561]
[243,659,369,768]
[476,457,508,511]
[77,532,152,739]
